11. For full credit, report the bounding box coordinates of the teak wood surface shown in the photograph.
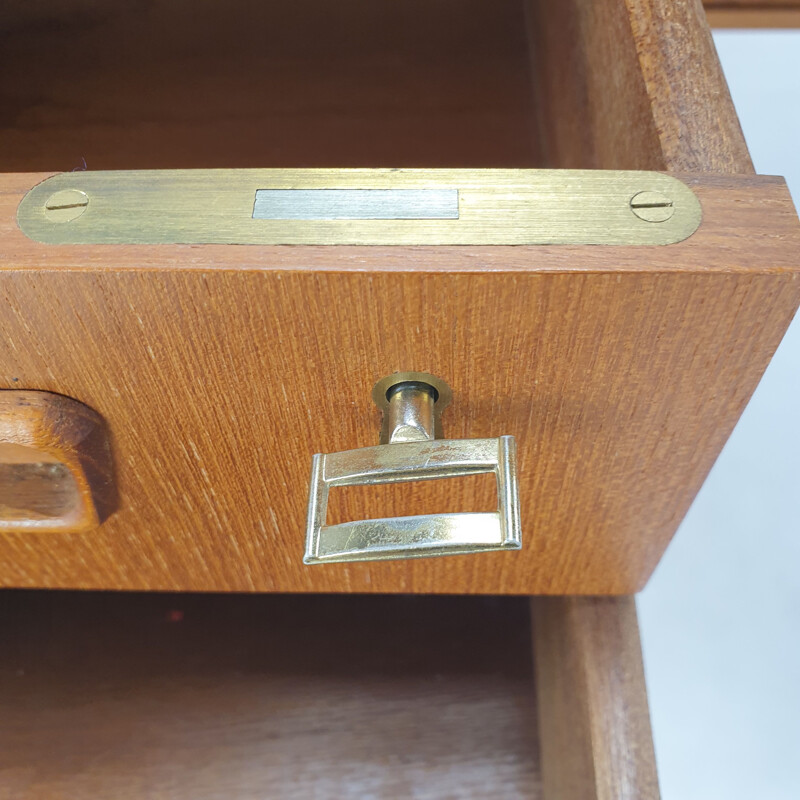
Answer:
[0,173,798,593]
[0,0,541,172]
[0,1,788,797]
[0,591,660,800]
[533,597,659,800]
[0,592,541,798]
[1,0,799,594]
[703,0,800,28]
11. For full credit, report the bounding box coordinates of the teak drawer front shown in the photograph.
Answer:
[1,173,798,594]
[1,0,797,593]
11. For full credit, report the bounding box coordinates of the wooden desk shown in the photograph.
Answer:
[1,1,797,797]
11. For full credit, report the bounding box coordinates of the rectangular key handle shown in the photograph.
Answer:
[304,436,521,564]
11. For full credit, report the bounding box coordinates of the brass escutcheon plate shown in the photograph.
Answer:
[18,168,701,246]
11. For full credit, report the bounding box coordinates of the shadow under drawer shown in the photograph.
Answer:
[0,592,540,798]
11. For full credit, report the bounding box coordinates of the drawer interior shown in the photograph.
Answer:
[4,0,711,175]
[1,591,541,798]
[0,0,543,171]
[0,591,659,798]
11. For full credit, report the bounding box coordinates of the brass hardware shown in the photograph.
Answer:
[303,373,521,564]
[43,189,89,223]
[372,371,452,443]
[18,169,701,246]
[630,190,675,222]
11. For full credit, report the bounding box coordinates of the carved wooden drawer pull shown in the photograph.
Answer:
[0,391,116,533]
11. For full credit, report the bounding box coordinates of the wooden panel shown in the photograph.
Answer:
[528,0,752,172]
[526,0,666,170]
[0,0,540,171]
[705,6,800,27]
[532,597,659,800]
[625,0,753,171]
[0,591,541,799]
[704,0,800,6]
[1,0,797,593]
[0,591,663,799]
[0,172,798,593]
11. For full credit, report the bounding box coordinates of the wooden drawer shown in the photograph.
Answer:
[0,590,658,800]
[1,0,799,595]
[2,4,791,796]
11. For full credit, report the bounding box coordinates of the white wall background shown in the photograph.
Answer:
[638,30,800,800]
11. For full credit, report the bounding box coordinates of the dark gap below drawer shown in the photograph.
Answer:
[0,591,541,799]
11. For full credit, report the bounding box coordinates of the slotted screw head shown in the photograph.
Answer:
[44,189,89,223]
[630,190,674,222]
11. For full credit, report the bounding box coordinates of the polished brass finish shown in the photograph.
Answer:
[304,373,521,564]
[43,189,89,223]
[630,190,676,222]
[19,169,701,246]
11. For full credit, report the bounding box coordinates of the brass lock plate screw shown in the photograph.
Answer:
[630,190,674,222]
[44,189,89,223]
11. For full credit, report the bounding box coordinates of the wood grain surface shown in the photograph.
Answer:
[625,0,754,172]
[0,0,758,173]
[0,4,774,796]
[0,591,541,799]
[0,391,116,533]
[705,6,800,26]
[1,0,797,594]
[527,0,666,170]
[0,173,798,593]
[527,0,752,173]
[0,0,540,172]
[704,0,800,6]
[532,597,659,800]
